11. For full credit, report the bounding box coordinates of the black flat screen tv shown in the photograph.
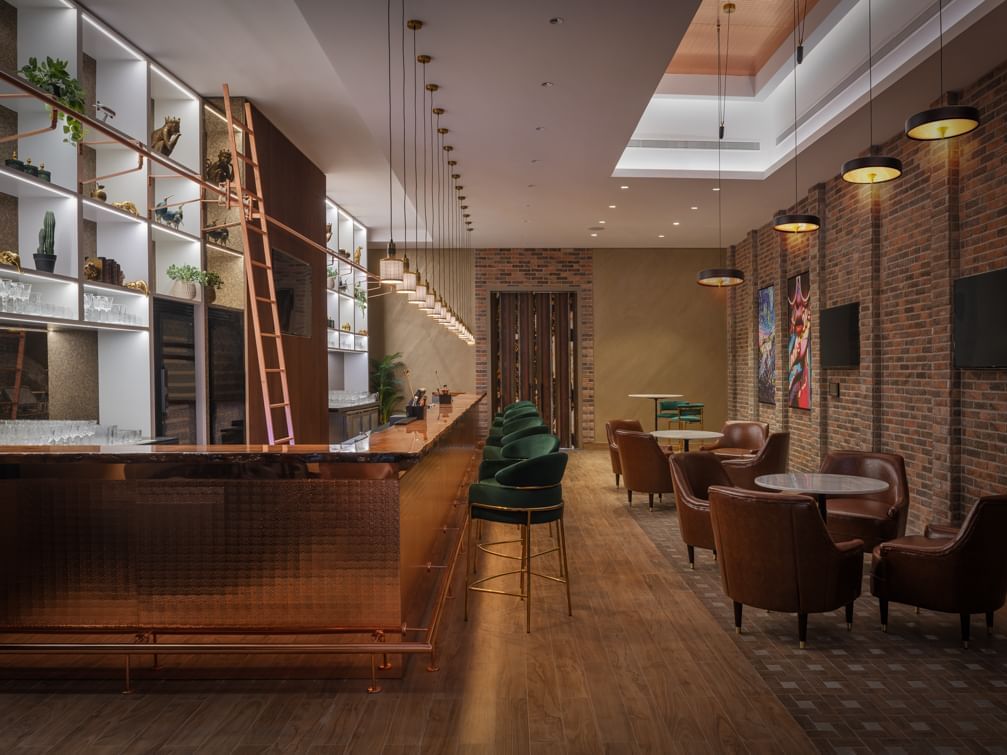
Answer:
[820,302,860,368]
[954,267,1007,368]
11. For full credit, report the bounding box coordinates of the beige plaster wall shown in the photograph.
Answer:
[592,248,728,440]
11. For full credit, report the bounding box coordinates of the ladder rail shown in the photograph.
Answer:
[221,84,294,446]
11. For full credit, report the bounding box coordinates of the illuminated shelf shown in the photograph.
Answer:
[0,167,77,200]
[83,280,150,298]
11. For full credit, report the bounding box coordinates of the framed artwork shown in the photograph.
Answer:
[758,286,776,405]
[787,271,812,410]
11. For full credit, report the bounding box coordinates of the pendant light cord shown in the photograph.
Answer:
[868,0,874,146]
[793,0,800,205]
[386,0,393,246]
[412,27,418,261]
[938,0,944,100]
[401,0,407,256]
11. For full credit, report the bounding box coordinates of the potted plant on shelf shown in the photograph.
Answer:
[327,264,338,290]
[166,263,201,299]
[18,57,86,145]
[201,270,223,304]
[33,210,57,273]
[354,284,367,312]
[370,352,405,424]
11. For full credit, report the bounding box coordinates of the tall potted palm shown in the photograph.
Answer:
[370,352,405,424]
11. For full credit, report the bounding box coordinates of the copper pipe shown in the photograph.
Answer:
[0,109,58,145]
[81,153,144,185]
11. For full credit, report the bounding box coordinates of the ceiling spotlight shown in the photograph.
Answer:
[549,17,564,24]
[528,184,536,188]
[673,221,680,226]
[712,187,720,191]
[658,234,665,238]
[590,233,598,237]
[535,126,545,131]
[541,81,554,87]
[690,206,698,210]
[608,204,616,209]
[620,185,629,190]
[598,220,606,224]
[530,159,540,164]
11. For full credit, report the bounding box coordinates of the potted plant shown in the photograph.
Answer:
[326,264,338,290]
[370,352,405,424]
[354,284,368,312]
[166,263,200,299]
[200,270,223,304]
[33,210,57,273]
[18,57,86,145]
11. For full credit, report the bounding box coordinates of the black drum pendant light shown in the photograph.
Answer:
[905,0,979,140]
[698,3,744,288]
[774,0,820,233]
[842,0,902,183]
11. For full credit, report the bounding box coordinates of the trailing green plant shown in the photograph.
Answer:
[18,57,86,145]
[370,352,405,424]
[166,263,201,282]
[354,284,367,312]
[37,211,55,257]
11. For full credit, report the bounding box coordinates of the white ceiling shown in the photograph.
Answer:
[80,0,1007,250]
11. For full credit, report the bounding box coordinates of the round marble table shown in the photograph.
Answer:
[756,473,890,519]
[629,393,684,430]
[651,429,723,452]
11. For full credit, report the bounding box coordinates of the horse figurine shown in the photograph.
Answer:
[154,197,183,229]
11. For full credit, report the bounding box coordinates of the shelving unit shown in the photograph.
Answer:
[0,0,371,442]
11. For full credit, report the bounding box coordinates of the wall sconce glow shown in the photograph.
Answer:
[696,268,745,287]
[773,213,820,233]
[905,105,980,140]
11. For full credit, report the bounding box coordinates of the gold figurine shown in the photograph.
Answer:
[123,279,149,296]
[84,257,102,281]
[0,250,22,273]
[111,200,139,216]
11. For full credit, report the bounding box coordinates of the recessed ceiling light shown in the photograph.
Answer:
[549,17,564,25]
[673,221,680,226]
[590,232,598,237]
[658,234,665,238]
[541,81,554,87]
[530,159,540,164]
[690,206,698,210]
[608,204,616,209]
[620,185,629,190]
[527,184,536,188]
[712,187,720,191]
[535,126,545,131]
[598,220,606,224]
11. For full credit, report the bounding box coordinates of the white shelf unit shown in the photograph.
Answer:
[325,199,368,394]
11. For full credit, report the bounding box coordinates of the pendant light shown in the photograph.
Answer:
[398,19,422,293]
[379,0,404,285]
[698,3,745,288]
[411,58,432,305]
[842,0,902,183]
[905,0,979,140]
[774,0,820,234]
[420,90,439,311]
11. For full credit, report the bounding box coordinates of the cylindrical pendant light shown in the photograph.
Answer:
[380,0,403,285]
[905,1,979,140]
[775,0,819,234]
[842,0,901,184]
[697,267,745,288]
[398,254,416,292]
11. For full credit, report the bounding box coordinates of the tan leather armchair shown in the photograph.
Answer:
[700,421,769,457]
[606,419,643,488]
[721,432,790,490]
[820,451,909,551]
[670,452,732,569]
[709,485,864,647]
[615,429,674,510]
[870,495,1007,647]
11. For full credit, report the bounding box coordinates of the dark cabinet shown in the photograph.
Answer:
[328,403,379,443]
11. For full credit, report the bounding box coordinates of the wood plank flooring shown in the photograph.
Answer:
[0,450,813,753]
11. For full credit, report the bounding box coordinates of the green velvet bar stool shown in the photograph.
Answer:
[657,400,688,429]
[494,400,536,421]
[487,416,545,447]
[466,452,571,633]
[478,433,560,479]
[483,424,551,459]
[677,402,705,429]
[492,405,539,429]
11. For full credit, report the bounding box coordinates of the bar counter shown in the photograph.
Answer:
[0,393,484,687]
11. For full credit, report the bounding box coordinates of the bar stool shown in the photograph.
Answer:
[486,415,545,447]
[482,424,550,460]
[478,433,560,479]
[466,452,571,633]
[491,404,538,429]
[657,399,688,429]
[677,402,705,429]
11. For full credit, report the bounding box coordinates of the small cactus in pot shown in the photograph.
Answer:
[33,210,57,273]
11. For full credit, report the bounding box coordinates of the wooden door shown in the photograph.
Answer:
[490,291,577,447]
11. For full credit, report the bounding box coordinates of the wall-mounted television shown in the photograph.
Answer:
[954,267,1007,369]
[820,302,860,368]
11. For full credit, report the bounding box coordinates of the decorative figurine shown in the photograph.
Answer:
[0,250,22,274]
[325,223,332,243]
[33,210,57,273]
[4,149,24,172]
[204,149,233,184]
[111,200,139,216]
[154,196,183,229]
[150,116,181,157]
[123,279,149,296]
[94,100,116,123]
[206,227,229,245]
[90,183,107,202]
[22,158,38,177]
[341,322,352,332]
[84,257,102,281]
[353,246,362,265]
[36,162,51,182]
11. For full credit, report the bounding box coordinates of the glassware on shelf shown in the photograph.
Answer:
[0,420,145,446]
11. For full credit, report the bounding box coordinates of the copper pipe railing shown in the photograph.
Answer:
[0,69,377,282]
[0,107,58,144]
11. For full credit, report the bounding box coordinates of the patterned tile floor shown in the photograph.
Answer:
[623,488,1007,754]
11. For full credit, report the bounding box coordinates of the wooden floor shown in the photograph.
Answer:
[0,450,812,753]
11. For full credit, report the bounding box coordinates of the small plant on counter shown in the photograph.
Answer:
[370,352,406,424]
[18,57,86,145]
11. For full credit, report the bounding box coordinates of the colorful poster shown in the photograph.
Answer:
[787,272,812,410]
[758,286,776,405]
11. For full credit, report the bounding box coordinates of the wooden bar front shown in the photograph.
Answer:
[0,394,483,679]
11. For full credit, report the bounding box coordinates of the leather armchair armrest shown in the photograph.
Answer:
[924,523,959,540]
[835,538,864,555]
[699,442,721,451]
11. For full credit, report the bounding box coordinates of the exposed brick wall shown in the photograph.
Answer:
[473,249,594,445]
[726,59,1007,528]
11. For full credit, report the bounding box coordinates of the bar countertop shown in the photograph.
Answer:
[0,393,484,466]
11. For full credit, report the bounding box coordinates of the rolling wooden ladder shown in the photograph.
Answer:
[219,85,294,445]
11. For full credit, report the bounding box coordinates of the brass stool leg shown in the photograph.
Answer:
[524,519,532,633]
[465,515,474,621]
[560,518,573,617]
[520,523,528,599]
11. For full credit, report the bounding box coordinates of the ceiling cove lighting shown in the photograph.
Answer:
[698,3,745,289]
[774,0,819,234]
[842,0,901,184]
[905,1,979,140]
[379,0,404,286]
